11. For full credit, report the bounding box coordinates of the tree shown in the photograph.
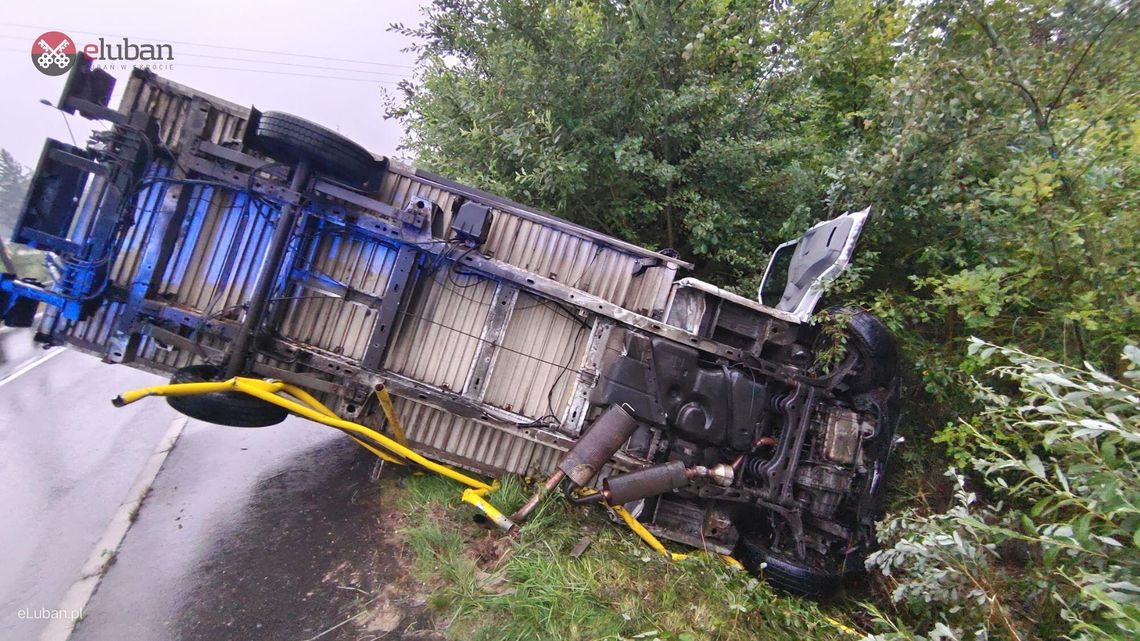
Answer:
[388,0,857,282]
[822,0,1139,401]
[0,149,48,280]
[0,148,29,241]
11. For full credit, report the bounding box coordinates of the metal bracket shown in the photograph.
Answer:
[184,155,302,206]
[288,268,383,310]
[559,317,614,436]
[144,323,222,361]
[359,245,419,372]
[462,282,518,401]
[108,100,210,362]
[249,361,345,396]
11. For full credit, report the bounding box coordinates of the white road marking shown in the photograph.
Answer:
[38,415,189,641]
[0,347,66,389]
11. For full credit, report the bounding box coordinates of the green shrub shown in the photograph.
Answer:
[863,339,1140,641]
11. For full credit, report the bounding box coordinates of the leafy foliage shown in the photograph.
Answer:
[0,148,29,238]
[0,149,47,281]
[865,340,1140,640]
[388,0,851,280]
[824,0,1140,408]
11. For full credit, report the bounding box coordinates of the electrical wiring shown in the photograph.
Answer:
[169,51,411,78]
[545,322,589,419]
[136,175,242,193]
[0,22,417,70]
[175,173,278,342]
[446,247,482,288]
[434,245,592,329]
[118,124,155,172]
[245,161,290,215]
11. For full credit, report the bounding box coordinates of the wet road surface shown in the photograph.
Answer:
[70,417,430,641]
[0,347,177,640]
[1,345,433,641]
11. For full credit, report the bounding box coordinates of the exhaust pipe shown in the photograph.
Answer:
[512,404,639,522]
[570,462,735,506]
[603,460,689,505]
[557,404,640,486]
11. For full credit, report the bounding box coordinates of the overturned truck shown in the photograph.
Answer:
[1,60,901,595]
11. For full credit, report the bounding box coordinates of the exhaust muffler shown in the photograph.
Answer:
[512,404,639,522]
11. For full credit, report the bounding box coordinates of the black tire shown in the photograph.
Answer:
[839,307,898,393]
[165,364,288,428]
[734,535,844,598]
[253,111,381,190]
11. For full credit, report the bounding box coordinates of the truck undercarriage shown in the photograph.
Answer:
[1,59,901,595]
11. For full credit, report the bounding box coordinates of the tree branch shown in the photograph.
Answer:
[965,0,1054,154]
[1044,7,1126,124]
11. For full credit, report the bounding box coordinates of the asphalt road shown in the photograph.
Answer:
[0,343,433,641]
[0,347,177,641]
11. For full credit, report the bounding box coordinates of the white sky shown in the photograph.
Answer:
[0,0,427,168]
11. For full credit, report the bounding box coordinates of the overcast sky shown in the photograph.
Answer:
[0,0,427,168]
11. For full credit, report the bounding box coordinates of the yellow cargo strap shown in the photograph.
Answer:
[373,384,409,448]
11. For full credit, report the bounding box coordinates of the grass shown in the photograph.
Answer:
[386,472,862,641]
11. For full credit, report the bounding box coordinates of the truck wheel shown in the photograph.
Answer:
[845,308,898,393]
[253,111,380,190]
[823,307,898,393]
[165,364,288,428]
[734,535,844,598]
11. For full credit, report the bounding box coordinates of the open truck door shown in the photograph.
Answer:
[758,208,870,322]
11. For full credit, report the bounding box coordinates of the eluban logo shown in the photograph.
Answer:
[31,31,175,75]
[32,31,77,76]
[83,37,174,62]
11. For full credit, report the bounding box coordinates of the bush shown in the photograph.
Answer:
[863,339,1140,641]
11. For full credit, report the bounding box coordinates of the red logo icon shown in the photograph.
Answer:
[32,31,77,76]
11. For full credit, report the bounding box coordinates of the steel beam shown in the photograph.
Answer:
[288,268,384,310]
[558,317,614,436]
[462,282,518,402]
[224,158,311,377]
[358,245,418,372]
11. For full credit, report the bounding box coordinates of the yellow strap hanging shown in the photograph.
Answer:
[374,384,409,448]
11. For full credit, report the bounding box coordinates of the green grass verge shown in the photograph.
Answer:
[389,473,860,641]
